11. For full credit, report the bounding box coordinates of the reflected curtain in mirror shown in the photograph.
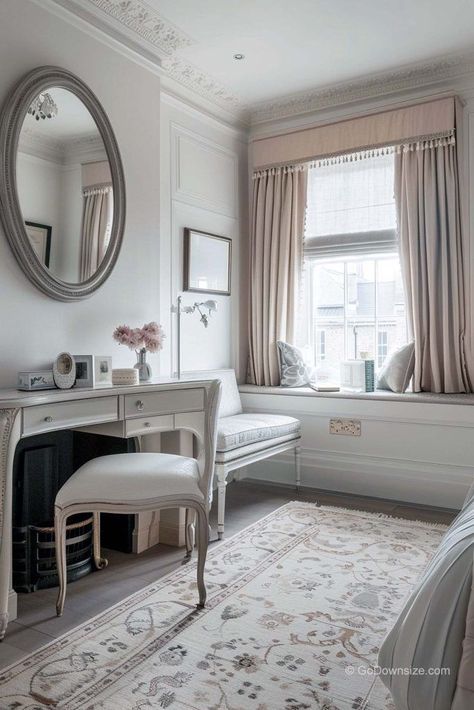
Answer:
[80,184,113,281]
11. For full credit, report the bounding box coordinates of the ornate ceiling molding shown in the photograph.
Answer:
[48,1,474,128]
[19,126,106,164]
[162,56,242,112]
[86,0,192,55]
[250,52,474,124]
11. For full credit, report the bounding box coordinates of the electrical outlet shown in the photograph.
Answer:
[329,418,361,436]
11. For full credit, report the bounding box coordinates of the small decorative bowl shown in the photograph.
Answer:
[112,368,139,386]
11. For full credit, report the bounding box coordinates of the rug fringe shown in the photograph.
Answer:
[286,500,450,529]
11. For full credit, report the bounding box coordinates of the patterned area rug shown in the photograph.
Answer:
[0,502,446,710]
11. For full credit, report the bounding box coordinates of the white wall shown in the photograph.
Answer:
[57,162,82,282]
[241,388,474,509]
[159,93,248,379]
[16,152,62,271]
[0,0,161,387]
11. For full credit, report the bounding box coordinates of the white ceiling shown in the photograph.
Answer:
[54,0,474,123]
[151,0,474,104]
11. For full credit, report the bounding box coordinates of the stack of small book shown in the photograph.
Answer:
[309,383,340,392]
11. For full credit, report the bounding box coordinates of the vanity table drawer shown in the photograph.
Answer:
[23,396,119,436]
[126,414,174,437]
[124,388,204,419]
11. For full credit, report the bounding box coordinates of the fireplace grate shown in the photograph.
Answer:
[13,514,94,593]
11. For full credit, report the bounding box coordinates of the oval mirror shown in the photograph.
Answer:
[0,67,125,300]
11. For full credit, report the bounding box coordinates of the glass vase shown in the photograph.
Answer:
[134,348,152,382]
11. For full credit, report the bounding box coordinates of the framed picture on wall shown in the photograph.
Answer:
[25,221,52,268]
[183,228,231,295]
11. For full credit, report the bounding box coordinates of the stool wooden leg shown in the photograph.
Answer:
[195,506,208,608]
[93,512,108,570]
[55,508,67,617]
[295,445,301,492]
[183,508,196,563]
[217,468,227,540]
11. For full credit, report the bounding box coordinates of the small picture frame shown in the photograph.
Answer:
[94,356,113,387]
[25,221,52,268]
[183,228,231,295]
[73,355,94,388]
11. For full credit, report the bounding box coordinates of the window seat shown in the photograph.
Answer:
[238,384,474,509]
[239,385,474,407]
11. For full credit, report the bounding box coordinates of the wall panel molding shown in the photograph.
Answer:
[171,123,238,218]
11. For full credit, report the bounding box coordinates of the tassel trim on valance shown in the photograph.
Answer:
[82,183,113,196]
[252,130,456,178]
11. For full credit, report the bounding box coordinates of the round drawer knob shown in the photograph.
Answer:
[136,400,144,411]
[44,416,53,423]
[144,422,151,428]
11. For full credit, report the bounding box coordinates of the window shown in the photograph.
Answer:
[317,330,326,360]
[377,330,388,368]
[298,152,407,382]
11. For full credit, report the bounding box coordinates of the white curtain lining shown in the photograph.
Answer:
[252,130,456,178]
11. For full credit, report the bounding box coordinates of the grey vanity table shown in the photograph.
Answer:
[0,377,213,640]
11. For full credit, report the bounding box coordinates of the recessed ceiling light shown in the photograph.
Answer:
[233,53,245,61]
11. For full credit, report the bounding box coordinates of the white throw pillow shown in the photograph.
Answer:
[376,342,415,393]
[277,341,313,387]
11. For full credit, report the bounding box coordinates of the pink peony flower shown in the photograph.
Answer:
[142,321,161,337]
[142,323,165,353]
[130,328,146,349]
[113,322,165,353]
[113,325,134,347]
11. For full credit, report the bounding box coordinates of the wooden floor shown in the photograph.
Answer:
[0,480,456,669]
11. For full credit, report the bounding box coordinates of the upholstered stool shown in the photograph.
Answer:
[54,380,221,617]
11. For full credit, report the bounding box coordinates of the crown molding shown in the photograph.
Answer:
[48,0,246,127]
[52,0,192,59]
[249,51,474,124]
[19,126,106,164]
[46,1,474,131]
[161,56,243,114]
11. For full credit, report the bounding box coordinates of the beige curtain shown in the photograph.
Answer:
[80,186,113,281]
[395,140,471,393]
[248,169,307,386]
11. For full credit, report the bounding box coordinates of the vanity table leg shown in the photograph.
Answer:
[0,409,21,641]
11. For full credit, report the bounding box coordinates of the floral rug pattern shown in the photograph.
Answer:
[0,502,446,709]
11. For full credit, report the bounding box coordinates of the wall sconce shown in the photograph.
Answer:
[172,295,218,379]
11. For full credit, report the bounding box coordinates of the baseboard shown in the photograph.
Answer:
[132,511,161,554]
[243,448,472,509]
[158,520,186,547]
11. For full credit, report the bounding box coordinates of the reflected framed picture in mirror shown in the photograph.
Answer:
[25,221,51,268]
[183,228,231,295]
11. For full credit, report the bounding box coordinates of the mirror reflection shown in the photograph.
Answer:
[16,87,113,283]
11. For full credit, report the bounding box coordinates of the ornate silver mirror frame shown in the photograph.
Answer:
[0,66,126,301]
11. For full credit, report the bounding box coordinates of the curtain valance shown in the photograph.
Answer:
[251,97,457,172]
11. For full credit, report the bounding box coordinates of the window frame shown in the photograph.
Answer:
[303,251,406,370]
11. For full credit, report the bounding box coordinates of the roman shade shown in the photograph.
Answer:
[252,97,456,170]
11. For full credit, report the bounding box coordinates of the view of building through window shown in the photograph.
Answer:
[299,153,407,382]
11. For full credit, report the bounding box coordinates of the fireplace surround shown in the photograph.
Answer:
[12,430,135,592]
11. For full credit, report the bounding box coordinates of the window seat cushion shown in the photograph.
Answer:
[216,413,300,452]
[239,385,474,406]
